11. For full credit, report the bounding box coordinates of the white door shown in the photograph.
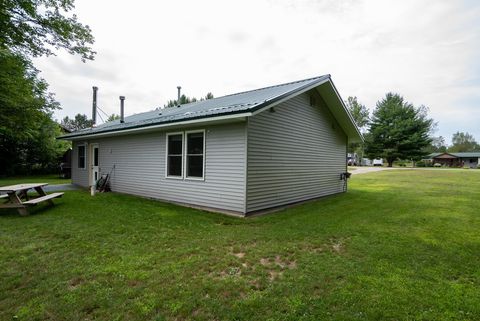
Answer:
[91,144,99,186]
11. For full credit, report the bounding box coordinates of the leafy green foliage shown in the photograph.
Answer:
[426,136,448,153]
[106,114,120,122]
[1,170,479,320]
[61,113,94,131]
[0,0,95,61]
[365,93,434,167]
[164,92,214,108]
[448,131,479,152]
[0,0,94,175]
[345,96,369,131]
[0,50,68,175]
[345,96,369,155]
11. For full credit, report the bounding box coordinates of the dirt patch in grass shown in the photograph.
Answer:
[260,256,297,269]
[301,237,349,255]
[232,252,245,259]
[68,277,86,290]
[328,237,347,254]
[268,270,284,281]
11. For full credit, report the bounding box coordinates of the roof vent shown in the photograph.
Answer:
[177,86,181,107]
[92,86,98,126]
[119,96,125,123]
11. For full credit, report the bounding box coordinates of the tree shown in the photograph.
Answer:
[425,136,447,153]
[61,114,94,131]
[0,0,95,175]
[448,132,479,152]
[345,96,369,132]
[106,114,120,122]
[204,92,214,100]
[365,93,434,167]
[164,92,214,108]
[345,96,369,159]
[0,0,95,61]
[0,50,65,175]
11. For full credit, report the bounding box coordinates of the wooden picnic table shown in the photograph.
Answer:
[0,183,64,216]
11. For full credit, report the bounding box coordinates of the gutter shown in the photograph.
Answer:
[58,111,252,140]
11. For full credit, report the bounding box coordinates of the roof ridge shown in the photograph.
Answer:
[158,75,330,111]
[221,75,330,98]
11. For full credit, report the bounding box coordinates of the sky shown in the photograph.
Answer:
[35,0,480,143]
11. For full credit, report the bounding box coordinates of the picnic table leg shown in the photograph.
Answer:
[8,193,28,216]
[34,187,54,206]
[18,190,29,201]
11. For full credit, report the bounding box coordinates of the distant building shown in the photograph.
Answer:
[428,152,480,168]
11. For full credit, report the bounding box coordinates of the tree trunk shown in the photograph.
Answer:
[387,160,394,167]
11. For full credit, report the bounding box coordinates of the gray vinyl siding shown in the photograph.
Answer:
[72,122,246,213]
[71,141,89,188]
[246,92,347,212]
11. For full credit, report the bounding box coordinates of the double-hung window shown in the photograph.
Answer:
[78,145,86,169]
[185,130,205,179]
[166,133,184,178]
[166,130,205,180]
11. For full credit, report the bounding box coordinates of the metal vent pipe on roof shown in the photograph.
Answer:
[92,86,98,125]
[177,86,181,106]
[119,96,125,123]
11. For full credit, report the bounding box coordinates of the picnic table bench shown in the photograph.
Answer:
[0,183,64,216]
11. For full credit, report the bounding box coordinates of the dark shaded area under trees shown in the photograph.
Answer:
[0,0,95,175]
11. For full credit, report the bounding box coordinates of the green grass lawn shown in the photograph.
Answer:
[0,174,70,186]
[1,170,479,321]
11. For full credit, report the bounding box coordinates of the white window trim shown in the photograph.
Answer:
[184,129,206,181]
[165,132,184,179]
[77,143,87,170]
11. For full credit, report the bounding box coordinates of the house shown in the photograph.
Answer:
[428,152,480,168]
[59,75,363,216]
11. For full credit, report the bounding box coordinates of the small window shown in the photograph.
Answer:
[78,145,86,169]
[93,147,99,167]
[167,133,183,177]
[186,131,204,179]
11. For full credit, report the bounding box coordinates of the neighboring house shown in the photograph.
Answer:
[59,75,363,216]
[428,152,480,168]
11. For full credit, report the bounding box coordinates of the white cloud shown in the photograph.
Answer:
[35,0,480,141]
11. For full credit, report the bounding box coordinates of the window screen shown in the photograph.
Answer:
[186,132,204,178]
[78,145,86,169]
[93,147,99,166]
[167,134,183,177]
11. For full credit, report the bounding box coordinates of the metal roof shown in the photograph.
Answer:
[60,75,361,141]
[429,152,480,158]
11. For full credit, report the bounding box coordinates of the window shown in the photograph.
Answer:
[78,145,86,169]
[166,133,183,177]
[165,130,205,180]
[93,147,99,167]
[186,131,205,179]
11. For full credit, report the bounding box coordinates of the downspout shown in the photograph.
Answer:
[244,117,249,216]
[345,135,348,192]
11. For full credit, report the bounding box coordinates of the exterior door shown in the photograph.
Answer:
[91,144,99,185]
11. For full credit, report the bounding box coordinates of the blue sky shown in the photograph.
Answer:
[35,0,480,144]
